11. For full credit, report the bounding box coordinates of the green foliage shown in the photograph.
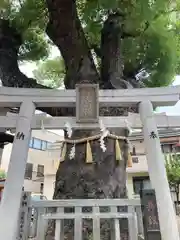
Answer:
[12,0,48,32]
[78,0,180,86]
[0,169,6,179]
[33,57,65,88]
[1,0,50,62]
[166,154,180,188]
[0,0,11,19]
[1,0,180,87]
[19,29,49,61]
[123,17,178,87]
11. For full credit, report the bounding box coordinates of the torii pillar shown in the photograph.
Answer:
[0,101,35,240]
[139,100,179,240]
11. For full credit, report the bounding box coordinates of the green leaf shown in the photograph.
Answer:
[1,0,180,88]
[33,57,65,88]
[0,169,6,179]
[12,0,48,31]
[18,28,50,61]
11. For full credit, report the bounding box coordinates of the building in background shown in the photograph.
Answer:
[1,127,180,201]
[0,130,63,199]
[127,129,180,199]
[45,128,180,200]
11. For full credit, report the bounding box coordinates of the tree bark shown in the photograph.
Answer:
[101,13,143,89]
[101,13,124,89]
[0,20,47,88]
[45,130,129,240]
[46,0,99,88]
[0,19,74,117]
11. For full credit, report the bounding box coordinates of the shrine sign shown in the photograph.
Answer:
[76,84,99,123]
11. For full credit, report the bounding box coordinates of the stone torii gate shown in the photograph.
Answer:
[0,85,179,240]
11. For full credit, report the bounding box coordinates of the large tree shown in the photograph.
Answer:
[0,0,180,239]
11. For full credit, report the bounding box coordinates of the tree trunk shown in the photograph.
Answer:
[46,0,99,88]
[101,13,124,89]
[0,19,74,117]
[0,19,49,89]
[45,130,129,240]
[44,1,133,238]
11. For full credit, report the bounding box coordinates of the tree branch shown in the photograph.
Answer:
[45,0,99,89]
[100,13,124,88]
[0,19,73,117]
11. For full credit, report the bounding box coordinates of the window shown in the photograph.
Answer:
[33,138,42,150]
[133,176,151,195]
[25,163,33,180]
[31,195,47,201]
[174,146,180,153]
[161,144,174,153]
[29,138,33,148]
[47,142,52,149]
[37,165,44,177]
[29,137,52,151]
[41,141,47,151]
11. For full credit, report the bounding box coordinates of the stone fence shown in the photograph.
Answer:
[17,192,144,240]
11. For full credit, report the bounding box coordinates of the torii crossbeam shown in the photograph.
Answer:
[0,85,179,240]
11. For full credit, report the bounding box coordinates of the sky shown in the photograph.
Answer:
[155,76,180,115]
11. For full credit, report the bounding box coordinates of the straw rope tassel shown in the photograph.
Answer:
[61,142,67,161]
[115,139,122,161]
[127,152,132,167]
[55,159,60,170]
[86,141,93,163]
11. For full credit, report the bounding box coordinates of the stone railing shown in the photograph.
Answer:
[18,194,144,240]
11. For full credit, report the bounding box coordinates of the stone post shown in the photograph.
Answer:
[139,100,179,240]
[0,101,35,240]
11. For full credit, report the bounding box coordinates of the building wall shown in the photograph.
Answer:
[127,135,180,199]
[1,128,179,200]
[24,180,41,193]
[127,140,148,174]
[131,140,145,155]
[0,128,150,200]
[0,130,62,195]
[127,172,149,199]
[44,175,56,200]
